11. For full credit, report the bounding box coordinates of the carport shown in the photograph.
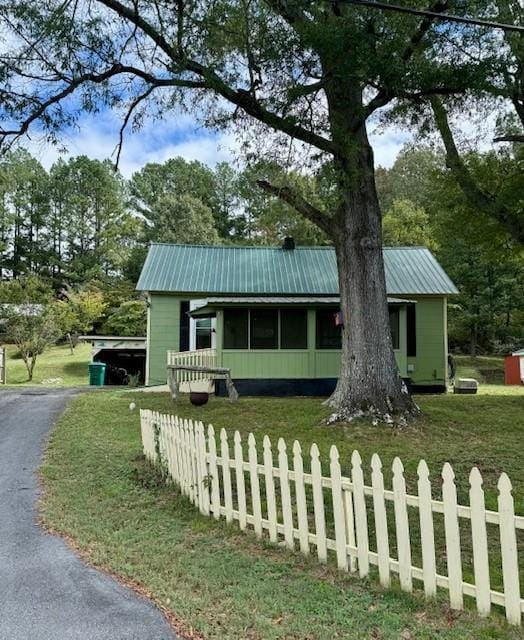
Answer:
[81,336,147,385]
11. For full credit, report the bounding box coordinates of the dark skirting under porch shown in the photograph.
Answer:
[215,378,446,397]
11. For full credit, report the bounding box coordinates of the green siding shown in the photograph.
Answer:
[408,297,447,386]
[148,296,447,389]
[147,294,182,385]
[221,351,310,378]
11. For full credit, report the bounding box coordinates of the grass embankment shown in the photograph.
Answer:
[41,390,523,639]
[4,343,91,385]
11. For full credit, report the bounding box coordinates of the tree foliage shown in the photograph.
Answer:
[378,145,524,355]
[2,304,60,381]
[102,300,147,337]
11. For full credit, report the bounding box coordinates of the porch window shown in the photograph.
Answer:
[389,306,400,349]
[250,309,278,349]
[280,309,307,349]
[224,309,248,349]
[223,308,308,350]
[316,308,342,349]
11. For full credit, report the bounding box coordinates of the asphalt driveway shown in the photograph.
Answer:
[0,388,175,640]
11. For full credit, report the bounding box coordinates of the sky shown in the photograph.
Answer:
[21,107,413,179]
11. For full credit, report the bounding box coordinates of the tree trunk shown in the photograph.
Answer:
[470,323,478,359]
[327,204,418,424]
[325,121,418,424]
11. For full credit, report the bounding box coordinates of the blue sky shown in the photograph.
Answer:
[22,106,413,178]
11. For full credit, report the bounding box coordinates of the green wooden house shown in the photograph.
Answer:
[137,242,458,395]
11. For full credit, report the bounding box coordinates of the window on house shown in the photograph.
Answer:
[316,308,342,349]
[389,306,400,349]
[224,309,248,349]
[195,317,212,349]
[250,309,278,349]
[280,309,308,349]
[406,304,416,357]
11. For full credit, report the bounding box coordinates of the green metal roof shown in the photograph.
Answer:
[137,243,458,296]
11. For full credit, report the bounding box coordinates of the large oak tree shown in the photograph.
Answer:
[0,1,513,421]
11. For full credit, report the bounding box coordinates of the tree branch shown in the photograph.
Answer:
[430,96,524,244]
[256,179,332,234]
[114,85,157,168]
[364,0,449,116]
[0,64,205,148]
[96,0,339,156]
[493,134,524,143]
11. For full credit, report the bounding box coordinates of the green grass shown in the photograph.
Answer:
[455,355,507,386]
[40,390,524,639]
[3,343,91,385]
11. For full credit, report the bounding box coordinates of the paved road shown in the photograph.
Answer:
[0,388,175,640]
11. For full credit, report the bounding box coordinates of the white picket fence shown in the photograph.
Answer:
[167,348,217,383]
[140,409,524,625]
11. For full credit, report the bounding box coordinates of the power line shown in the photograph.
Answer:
[340,0,524,33]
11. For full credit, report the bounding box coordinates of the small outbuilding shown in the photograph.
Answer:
[505,349,524,385]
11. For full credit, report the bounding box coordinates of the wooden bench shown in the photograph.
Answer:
[167,364,239,402]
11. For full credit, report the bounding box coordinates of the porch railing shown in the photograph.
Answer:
[167,348,217,384]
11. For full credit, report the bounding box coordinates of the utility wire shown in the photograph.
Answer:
[339,0,524,33]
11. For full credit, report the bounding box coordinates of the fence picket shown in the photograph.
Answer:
[174,416,185,490]
[343,489,357,573]
[442,462,463,610]
[310,443,327,562]
[197,422,209,515]
[186,419,193,498]
[330,446,348,571]
[234,431,247,530]
[351,450,369,578]
[498,473,521,625]
[190,420,200,507]
[220,428,233,523]
[371,454,390,587]
[293,441,309,555]
[166,415,176,482]
[248,434,263,537]
[469,467,490,617]
[417,460,437,598]
[165,420,175,481]
[177,417,187,496]
[278,438,294,550]
[392,457,412,592]
[263,436,278,543]
[207,425,221,519]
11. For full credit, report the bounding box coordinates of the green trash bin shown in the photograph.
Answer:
[88,361,106,386]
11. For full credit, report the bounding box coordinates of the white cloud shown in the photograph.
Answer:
[369,128,412,168]
[21,110,238,178]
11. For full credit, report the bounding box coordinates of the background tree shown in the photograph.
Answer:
[130,158,226,239]
[150,194,220,245]
[379,144,524,355]
[3,304,60,381]
[53,288,107,340]
[382,199,435,249]
[102,300,147,337]
[0,0,515,421]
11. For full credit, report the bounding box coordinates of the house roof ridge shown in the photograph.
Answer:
[148,242,429,251]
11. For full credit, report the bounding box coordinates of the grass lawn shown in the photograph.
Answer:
[3,343,91,385]
[40,387,523,640]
